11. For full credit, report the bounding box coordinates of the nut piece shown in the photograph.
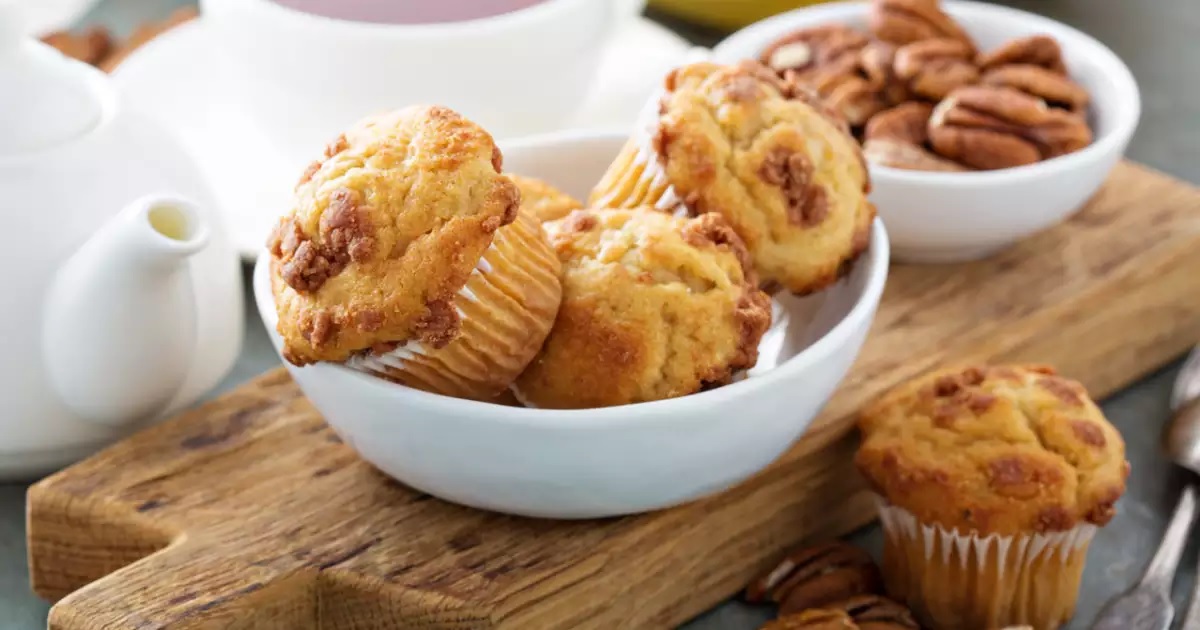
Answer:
[859,41,909,106]
[868,0,974,50]
[760,610,858,630]
[928,86,1093,170]
[761,26,887,127]
[978,34,1067,74]
[863,102,969,171]
[864,102,933,144]
[806,69,889,128]
[830,595,921,629]
[863,138,970,172]
[982,64,1090,113]
[894,38,980,101]
[745,541,882,615]
[761,25,870,81]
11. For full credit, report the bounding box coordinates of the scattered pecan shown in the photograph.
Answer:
[927,86,1092,170]
[745,541,882,615]
[759,148,830,227]
[761,25,870,82]
[978,34,1067,75]
[868,0,974,50]
[830,595,921,629]
[893,38,980,101]
[760,609,858,629]
[981,64,1089,114]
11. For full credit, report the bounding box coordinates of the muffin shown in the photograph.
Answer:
[508,174,583,223]
[513,209,771,409]
[855,365,1130,630]
[269,105,562,401]
[588,61,874,295]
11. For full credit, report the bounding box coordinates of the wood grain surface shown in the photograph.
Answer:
[28,162,1200,629]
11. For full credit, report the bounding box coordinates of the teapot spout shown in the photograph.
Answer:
[43,195,210,428]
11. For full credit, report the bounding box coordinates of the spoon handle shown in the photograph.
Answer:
[1091,485,1197,630]
[1140,484,1198,593]
[1181,530,1200,630]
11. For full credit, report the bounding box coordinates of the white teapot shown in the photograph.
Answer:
[0,7,243,478]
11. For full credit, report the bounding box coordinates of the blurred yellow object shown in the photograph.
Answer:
[648,0,837,31]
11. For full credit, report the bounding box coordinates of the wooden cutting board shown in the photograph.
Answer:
[28,162,1200,629]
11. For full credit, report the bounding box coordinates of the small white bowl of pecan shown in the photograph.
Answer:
[713,0,1140,262]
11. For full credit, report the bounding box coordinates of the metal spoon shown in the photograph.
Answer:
[1091,348,1200,630]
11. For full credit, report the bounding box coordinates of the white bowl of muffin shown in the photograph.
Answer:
[713,0,1140,262]
[254,67,889,519]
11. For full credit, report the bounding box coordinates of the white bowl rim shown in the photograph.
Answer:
[253,129,890,427]
[713,0,1142,187]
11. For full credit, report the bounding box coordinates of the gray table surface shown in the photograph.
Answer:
[4,0,1198,627]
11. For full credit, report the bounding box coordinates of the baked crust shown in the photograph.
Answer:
[651,61,874,295]
[508,174,583,223]
[856,365,1129,535]
[269,105,521,365]
[514,209,772,409]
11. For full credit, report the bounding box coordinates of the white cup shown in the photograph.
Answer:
[199,0,620,161]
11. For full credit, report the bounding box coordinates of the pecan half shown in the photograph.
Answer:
[978,34,1067,74]
[981,64,1089,114]
[928,86,1093,169]
[761,25,870,82]
[807,68,889,127]
[745,541,882,615]
[863,138,969,172]
[864,102,933,144]
[760,610,858,630]
[868,0,974,50]
[830,595,921,629]
[894,38,980,101]
[859,41,909,106]
[863,102,968,171]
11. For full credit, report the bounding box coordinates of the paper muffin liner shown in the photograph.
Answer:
[589,89,689,215]
[876,501,1096,630]
[346,209,561,401]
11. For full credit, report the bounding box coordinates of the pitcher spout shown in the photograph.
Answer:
[43,195,209,428]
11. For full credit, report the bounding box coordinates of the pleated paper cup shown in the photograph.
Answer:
[588,87,689,215]
[877,501,1096,630]
[347,209,562,401]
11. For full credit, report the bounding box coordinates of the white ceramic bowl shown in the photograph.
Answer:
[253,130,889,519]
[200,0,618,162]
[713,0,1140,263]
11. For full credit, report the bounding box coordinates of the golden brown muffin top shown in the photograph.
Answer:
[508,174,583,223]
[514,209,771,409]
[856,365,1130,536]
[652,61,874,295]
[269,105,521,366]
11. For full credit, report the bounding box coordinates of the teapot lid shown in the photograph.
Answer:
[0,2,105,155]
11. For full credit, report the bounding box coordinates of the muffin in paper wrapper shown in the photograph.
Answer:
[346,209,561,401]
[877,500,1097,630]
[589,88,687,215]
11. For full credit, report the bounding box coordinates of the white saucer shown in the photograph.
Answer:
[112,16,693,259]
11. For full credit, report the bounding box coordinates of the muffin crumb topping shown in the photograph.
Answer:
[857,364,1129,535]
